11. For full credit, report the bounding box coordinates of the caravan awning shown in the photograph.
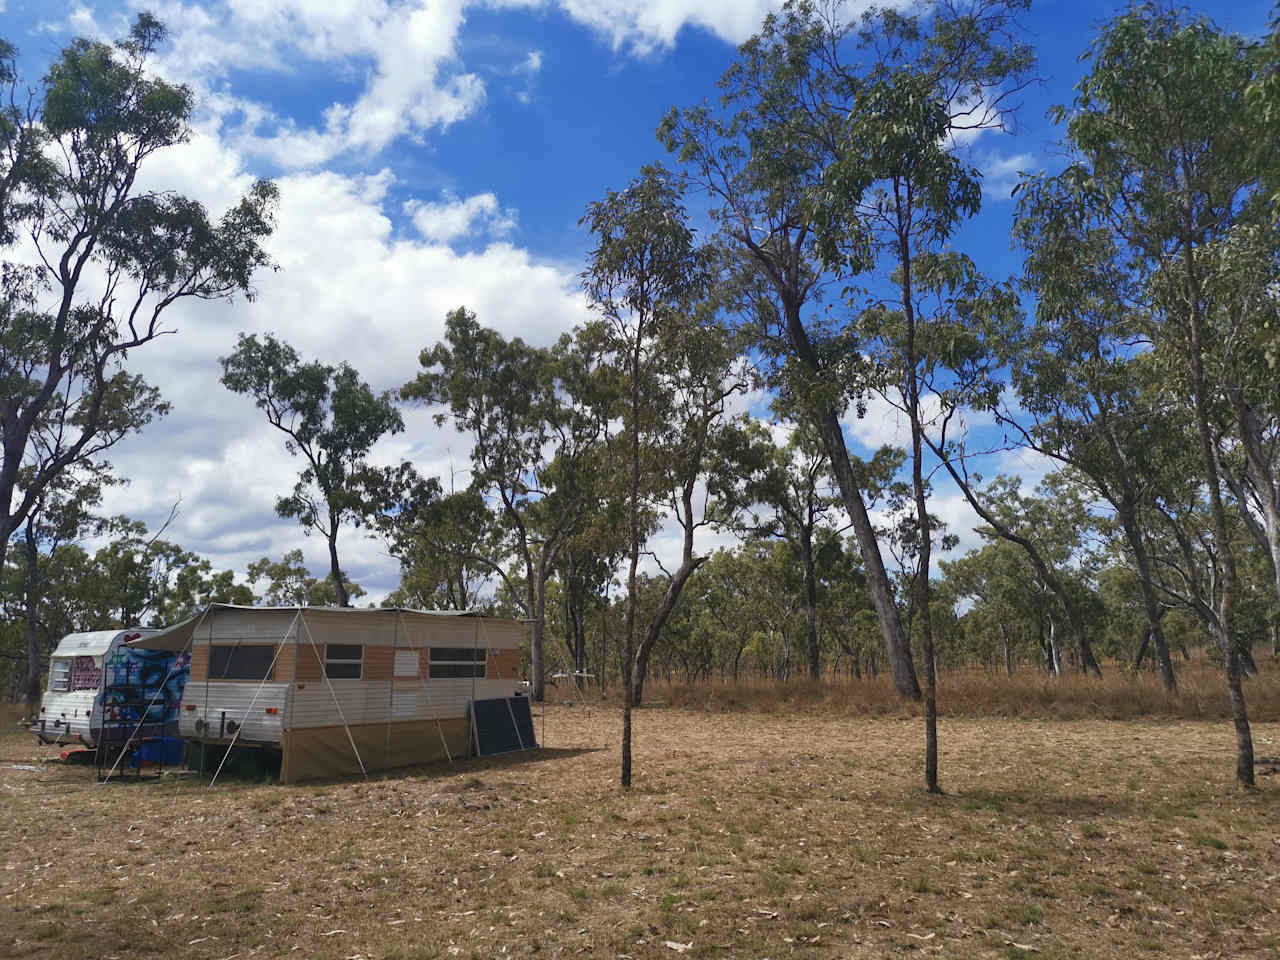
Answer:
[125,609,206,652]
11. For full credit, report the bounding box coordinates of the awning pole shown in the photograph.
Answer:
[301,612,368,779]
[206,612,296,789]
[436,719,453,765]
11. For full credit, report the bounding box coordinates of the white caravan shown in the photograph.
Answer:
[31,629,162,747]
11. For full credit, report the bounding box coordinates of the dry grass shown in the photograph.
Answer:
[661,659,1280,722]
[2,698,1279,960]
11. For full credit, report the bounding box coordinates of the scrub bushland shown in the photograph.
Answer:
[657,658,1280,722]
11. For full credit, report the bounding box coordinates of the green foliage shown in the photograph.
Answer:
[221,334,402,607]
[581,165,753,711]
[2,506,256,697]
[0,14,277,568]
[247,549,364,608]
[401,308,613,698]
[381,487,497,612]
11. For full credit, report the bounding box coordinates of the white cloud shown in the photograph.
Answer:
[404,191,518,243]
[980,150,1037,202]
[551,0,778,51]
[511,48,543,103]
[40,1,910,168]
[523,0,902,53]
[945,87,1007,148]
[46,0,907,173]
[75,128,588,599]
[40,3,108,34]
[52,1,485,168]
[840,390,996,456]
[485,0,908,53]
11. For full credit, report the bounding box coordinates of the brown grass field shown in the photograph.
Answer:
[2,669,1279,959]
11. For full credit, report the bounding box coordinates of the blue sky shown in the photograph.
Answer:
[5,0,1275,602]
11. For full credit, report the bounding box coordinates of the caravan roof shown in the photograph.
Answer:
[126,604,499,652]
[50,630,133,659]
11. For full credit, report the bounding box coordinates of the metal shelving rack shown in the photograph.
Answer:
[94,684,167,782]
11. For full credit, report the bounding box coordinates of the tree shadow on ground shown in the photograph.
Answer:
[406,745,604,778]
[934,787,1141,820]
[329,745,608,788]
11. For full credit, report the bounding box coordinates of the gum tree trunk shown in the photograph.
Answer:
[800,526,821,681]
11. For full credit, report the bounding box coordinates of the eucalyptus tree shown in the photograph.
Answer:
[369,464,500,613]
[0,17,277,572]
[1042,4,1265,784]
[2,541,102,654]
[739,538,806,680]
[10,468,111,712]
[1141,437,1262,671]
[546,338,628,687]
[684,548,758,681]
[944,474,1101,674]
[89,518,203,626]
[247,549,364,607]
[658,0,922,699]
[1094,563,1160,668]
[390,488,497,612]
[738,418,841,680]
[552,478,626,688]
[160,563,255,621]
[804,0,1034,792]
[816,534,876,676]
[629,330,754,706]
[1011,179,1183,688]
[582,165,743,783]
[403,311,612,701]
[221,334,403,607]
[1221,430,1280,657]
[1200,218,1280,648]
[944,537,1056,675]
[689,537,809,681]
[1249,7,1280,208]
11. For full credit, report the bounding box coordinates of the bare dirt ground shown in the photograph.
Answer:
[2,705,1278,959]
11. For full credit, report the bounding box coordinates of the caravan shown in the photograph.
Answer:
[30,629,188,749]
[129,604,529,782]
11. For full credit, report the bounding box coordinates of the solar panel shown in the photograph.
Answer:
[470,697,538,756]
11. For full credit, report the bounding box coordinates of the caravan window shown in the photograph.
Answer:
[325,644,363,679]
[210,644,275,681]
[71,657,102,691]
[50,659,71,692]
[429,647,486,679]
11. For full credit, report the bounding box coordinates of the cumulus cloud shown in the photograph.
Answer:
[980,150,1038,202]
[52,0,485,168]
[79,127,587,598]
[48,1,894,168]
[551,0,778,51]
[536,0,908,53]
[140,0,828,164]
[840,391,997,457]
[404,192,518,243]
